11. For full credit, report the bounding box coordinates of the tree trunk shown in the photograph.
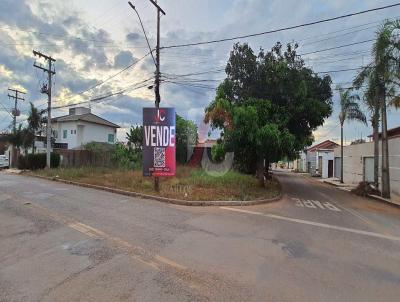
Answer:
[256,157,265,187]
[340,124,344,183]
[372,112,379,188]
[380,85,390,198]
[32,139,35,154]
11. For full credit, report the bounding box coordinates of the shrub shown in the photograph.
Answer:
[111,143,141,170]
[211,142,226,163]
[18,152,60,170]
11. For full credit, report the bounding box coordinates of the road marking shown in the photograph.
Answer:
[317,191,395,237]
[291,198,341,212]
[220,207,400,242]
[26,202,186,272]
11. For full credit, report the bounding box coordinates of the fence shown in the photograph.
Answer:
[55,149,115,167]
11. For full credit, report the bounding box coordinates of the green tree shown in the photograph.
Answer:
[205,42,332,184]
[126,125,143,151]
[176,115,198,164]
[337,86,367,183]
[353,19,400,197]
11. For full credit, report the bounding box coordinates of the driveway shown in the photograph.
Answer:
[0,171,399,301]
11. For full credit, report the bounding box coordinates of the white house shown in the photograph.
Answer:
[306,140,339,178]
[51,107,119,150]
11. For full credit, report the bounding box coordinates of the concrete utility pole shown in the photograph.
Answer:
[33,50,56,169]
[7,88,25,167]
[128,0,165,192]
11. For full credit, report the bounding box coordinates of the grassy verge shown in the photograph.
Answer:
[29,166,280,201]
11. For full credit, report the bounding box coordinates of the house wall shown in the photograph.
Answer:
[316,150,334,178]
[79,122,116,146]
[298,152,307,172]
[54,121,117,149]
[334,137,400,197]
[306,150,334,178]
[307,151,317,174]
[54,121,78,149]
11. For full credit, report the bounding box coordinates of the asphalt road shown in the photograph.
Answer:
[1,171,400,302]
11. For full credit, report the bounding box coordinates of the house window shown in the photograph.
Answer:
[63,130,67,139]
[108,134,114,143]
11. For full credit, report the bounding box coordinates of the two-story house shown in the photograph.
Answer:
[51,107,119,150]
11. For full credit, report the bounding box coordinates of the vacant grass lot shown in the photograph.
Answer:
[31,166,281,201]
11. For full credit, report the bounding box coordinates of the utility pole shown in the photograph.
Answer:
[33,50,56,169]
[128,0,165,191]
[7,88,25,132]
[7,88,25,167]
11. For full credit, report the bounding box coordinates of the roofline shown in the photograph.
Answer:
[52,113,120,128]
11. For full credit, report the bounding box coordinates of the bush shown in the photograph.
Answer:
[111,143,142,170]
[18,152,60,170]
[211,142,226,163]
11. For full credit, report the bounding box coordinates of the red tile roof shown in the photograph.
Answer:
[307,140,339,152]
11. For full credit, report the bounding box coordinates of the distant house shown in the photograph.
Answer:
[51,107,120,150]
[306,140,339,178]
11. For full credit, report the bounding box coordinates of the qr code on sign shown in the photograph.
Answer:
[154,147,166,168]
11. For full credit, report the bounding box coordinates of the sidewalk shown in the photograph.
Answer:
[321,178,357,192]
[322,177,400,207]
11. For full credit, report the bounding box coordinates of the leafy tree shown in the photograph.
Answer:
[126,125,143,151]
[176,114,198,164]
[337,86,367,183]
[205,42,332,184]
[353,19,400,197]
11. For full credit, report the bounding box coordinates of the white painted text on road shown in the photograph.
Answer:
[291,198,341,212]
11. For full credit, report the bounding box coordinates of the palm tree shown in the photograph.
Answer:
[338,86,367,183]
[353,19,400,198]
[27,102,43,154]
[360,73,380,188]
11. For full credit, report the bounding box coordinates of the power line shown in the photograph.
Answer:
[128,2,157,66]
[315,66,367,74]
[57,52,151,104]
[53,76,155,110]
[300,39,375,56]
[301,25,378,47]
[161,3,400,49]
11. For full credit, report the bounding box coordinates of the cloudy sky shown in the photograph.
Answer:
[0,0,399,144]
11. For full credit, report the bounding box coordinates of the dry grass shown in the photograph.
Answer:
[31,166,280,201]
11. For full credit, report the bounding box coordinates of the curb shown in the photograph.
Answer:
[365,193,400,209]
[322,179,400,208]
[27,174,282,207]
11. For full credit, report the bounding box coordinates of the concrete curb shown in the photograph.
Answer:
[322,179,400,208]
[365,193,400,209]
[27,174,282,207]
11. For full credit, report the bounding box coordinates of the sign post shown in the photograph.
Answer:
[143,108,176,179]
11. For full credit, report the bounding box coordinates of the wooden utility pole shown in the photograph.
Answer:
[33,50,56,169]
[7,88,25,132]
[7,88,25,167]
[128,0,165,191]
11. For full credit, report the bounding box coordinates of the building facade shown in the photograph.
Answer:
[51,107,119,150]
[306,140,339,178]
[333,127,400,198]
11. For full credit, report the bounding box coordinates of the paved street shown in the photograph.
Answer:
[1,171,400,302]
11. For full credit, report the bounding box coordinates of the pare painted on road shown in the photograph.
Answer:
[291,198,341,212]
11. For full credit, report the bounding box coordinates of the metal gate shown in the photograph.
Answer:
[364,157,374,183]
[334,157,341,178]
